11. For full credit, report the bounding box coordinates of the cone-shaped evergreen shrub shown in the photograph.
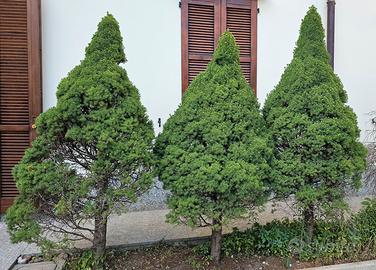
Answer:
[6,14,154,258]
[155,32,272,262]
[263,6,367,237]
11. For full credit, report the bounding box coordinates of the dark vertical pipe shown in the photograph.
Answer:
[327,0,336,69]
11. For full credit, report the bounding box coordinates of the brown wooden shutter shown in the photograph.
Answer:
[181,0,258,94]
[181,0,221,94]
[0,0,42,213]
[223,0,257,93]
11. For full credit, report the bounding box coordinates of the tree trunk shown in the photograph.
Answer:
[93,178,109,267]
[303,204,315,241]
[210,219,222,264]
[93,212,108,258]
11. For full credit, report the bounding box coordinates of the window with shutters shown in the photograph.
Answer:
[0,0,42,213]
[181,0,257,94]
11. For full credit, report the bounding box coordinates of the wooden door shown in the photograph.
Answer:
[0,0,42,213]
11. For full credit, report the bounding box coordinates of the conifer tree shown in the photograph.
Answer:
[263,6,367,238]
[155,32,272,263]
[6,14,154,259]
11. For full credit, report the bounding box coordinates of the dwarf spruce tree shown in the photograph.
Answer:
[263,6,367,238]
[155,32,272,263]
[6,14,154,258]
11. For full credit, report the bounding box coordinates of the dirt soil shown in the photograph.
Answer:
[103,245,323,270]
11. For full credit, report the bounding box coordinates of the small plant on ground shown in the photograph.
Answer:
[6,14,154,263]
[63,250,106,270]
[263,6,367,238]
[351,198,376,252]
[192,198,376,262]
[154,31,272,263]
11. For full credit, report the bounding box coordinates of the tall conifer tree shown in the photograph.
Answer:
[263,7,367,238]
[155,32,272,262]
[6,14,154,259]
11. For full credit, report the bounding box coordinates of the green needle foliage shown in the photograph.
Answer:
[155,31,272,262]
[263,6,367,237]
[6,14,154,258]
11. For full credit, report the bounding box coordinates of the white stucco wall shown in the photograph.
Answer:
[41,0,376,140]
[258,0,326,109]
[335,1,376,142]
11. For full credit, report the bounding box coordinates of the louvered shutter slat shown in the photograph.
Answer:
[0,132,29,198]
[227,7,252,57]
[225,1,257,92]
[0,1,29,126]
[188,3,214,83]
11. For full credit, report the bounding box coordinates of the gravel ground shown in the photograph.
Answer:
[127,178,375,213]
[128,179,169,212]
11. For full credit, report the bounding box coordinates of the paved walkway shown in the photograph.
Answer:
[0,222,39,270]
[0,196,369,270]
[306,260,376,270]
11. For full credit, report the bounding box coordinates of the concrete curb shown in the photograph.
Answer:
[10,258,65,270]
[304,260,376,270]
